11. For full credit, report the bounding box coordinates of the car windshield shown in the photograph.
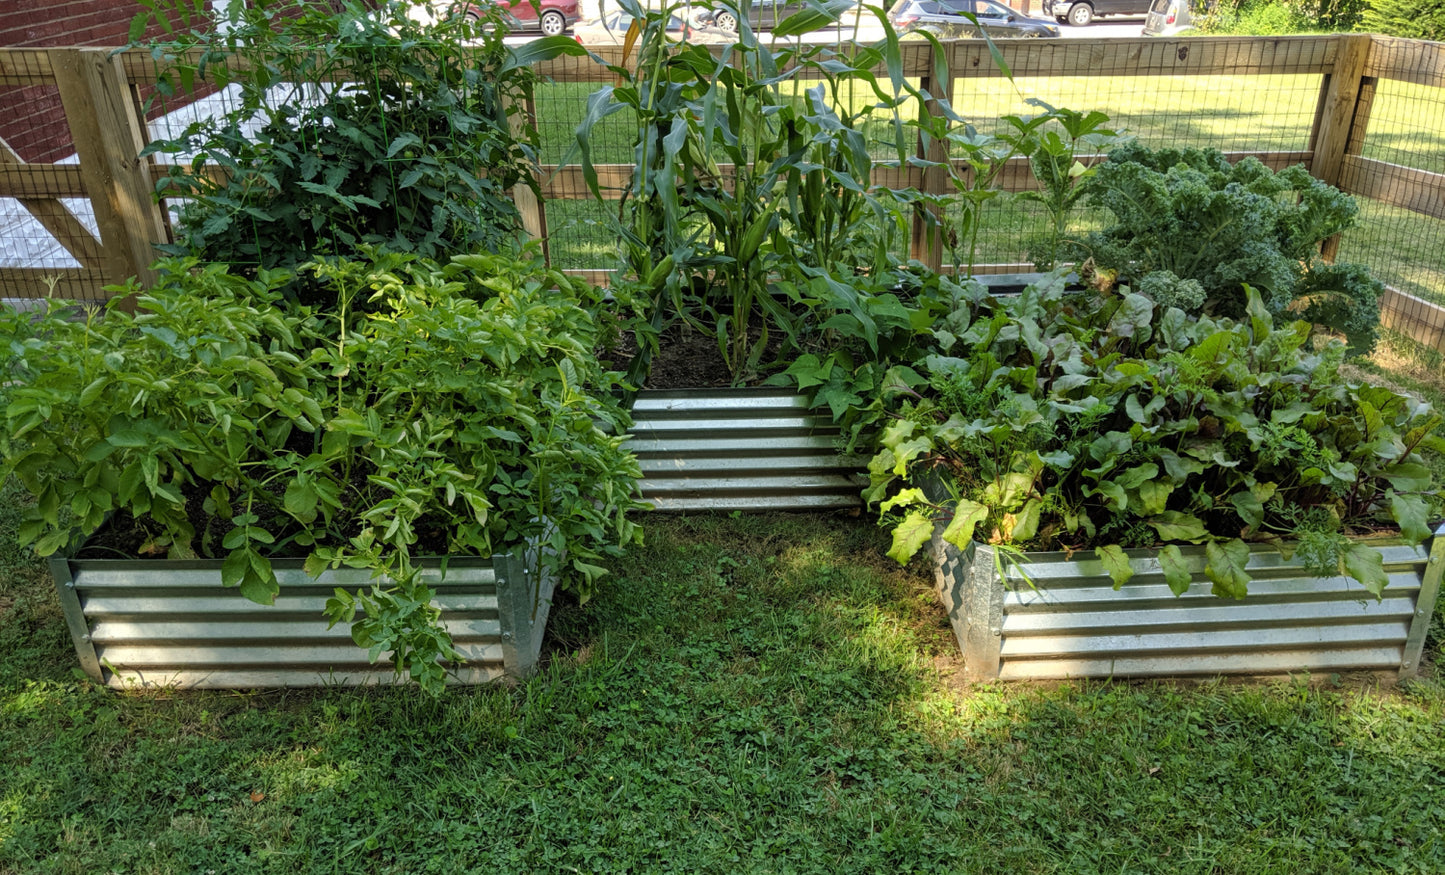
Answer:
[887,0,913,15]
[1150,0,1171,10]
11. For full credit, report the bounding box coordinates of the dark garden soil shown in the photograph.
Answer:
[598,324,788,390]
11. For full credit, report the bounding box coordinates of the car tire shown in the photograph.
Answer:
[540,10,566,35]
[713,11,737,30]
[1067,2,1093,25]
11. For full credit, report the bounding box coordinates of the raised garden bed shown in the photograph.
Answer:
[928,524,1445,682]
[626,388,866,512]
[49,551,554,689]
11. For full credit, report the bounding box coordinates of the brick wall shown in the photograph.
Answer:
[0,0,215,163]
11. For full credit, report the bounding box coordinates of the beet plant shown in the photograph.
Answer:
[870,272,1442,597]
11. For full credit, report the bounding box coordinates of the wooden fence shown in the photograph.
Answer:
[1,35,1444,350]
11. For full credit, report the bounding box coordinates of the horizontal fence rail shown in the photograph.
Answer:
[1,36,1444,349]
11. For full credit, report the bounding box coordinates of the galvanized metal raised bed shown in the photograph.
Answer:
[929,524,1445,682]
[50,551,554,689]
[627,389,866,512]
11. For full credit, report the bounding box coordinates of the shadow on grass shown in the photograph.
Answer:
[1,511,1443,873]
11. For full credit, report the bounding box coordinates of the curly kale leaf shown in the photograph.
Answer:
[1078,144,1379,351]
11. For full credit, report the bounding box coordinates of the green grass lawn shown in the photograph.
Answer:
[3,486,1443,873]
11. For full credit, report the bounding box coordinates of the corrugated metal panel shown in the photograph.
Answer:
[931,528,1443,682]
[55,555,547,689]
[627,389,865,512]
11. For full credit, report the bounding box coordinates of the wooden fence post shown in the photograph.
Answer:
[506,82,550,264]
[910,48,953,274]
[1310,33,1373,262]
[0,135,103,267]
[51,48,167,303]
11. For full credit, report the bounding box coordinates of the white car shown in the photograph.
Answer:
[1142,0,1192,34]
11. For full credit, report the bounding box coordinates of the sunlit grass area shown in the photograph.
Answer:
[1356,78,1445,173]
[532,71,1324,166]
[2,493,1443,873]
[1338,198,1445,308]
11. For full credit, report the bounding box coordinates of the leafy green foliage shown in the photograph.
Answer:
[1357,0,1445,36]
[0,252,645,692]
[1004,105,1126,271]
[868,275,1442,596]
[1199,0,1367,33]
[1075,143,1383,352]
[770,264,993,450]
[140,0,539,306]
[572,0,921,384]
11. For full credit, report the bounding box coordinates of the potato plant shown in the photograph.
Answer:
[0,251,645,691]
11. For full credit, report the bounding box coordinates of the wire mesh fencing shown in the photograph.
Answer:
[3,33,1445,366]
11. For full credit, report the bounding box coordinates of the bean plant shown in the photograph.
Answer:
[0,252,645,692]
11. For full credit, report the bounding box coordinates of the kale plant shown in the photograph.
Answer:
[1075,143,1383,351]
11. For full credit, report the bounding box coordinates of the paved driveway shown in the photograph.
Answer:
[1058,18,1146,37]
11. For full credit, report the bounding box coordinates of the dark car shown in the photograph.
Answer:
[1039,0,1148,26]
[455,0,581,35]
[887,0,1061,37]
[693,0,801,31]
[693,0,866,32]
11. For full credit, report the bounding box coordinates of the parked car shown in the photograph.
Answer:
[454,0,580,35]
[887,0,1062,37]
[573,11,736,44]
[692,0,867,31]
[693,0,803,31]
[1039,0,1149,26]
[1142,0,1192,34]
